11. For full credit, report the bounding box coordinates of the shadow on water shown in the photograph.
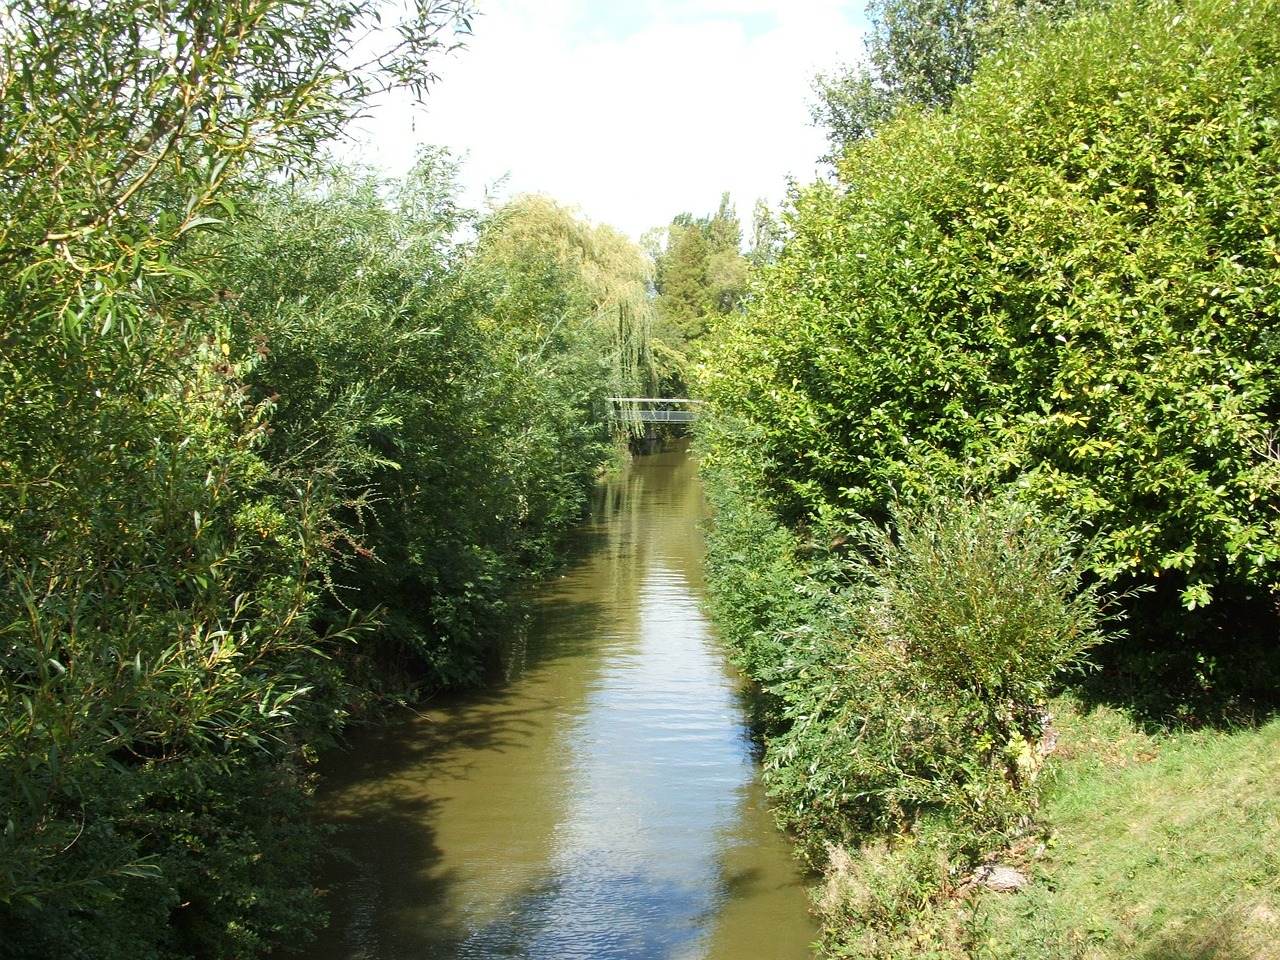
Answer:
[303,602,628,958]
[307,692,565,959]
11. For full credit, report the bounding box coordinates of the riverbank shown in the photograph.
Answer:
[972,698,1280,959]
[694,447,1279,958]
[812,696,1280,958]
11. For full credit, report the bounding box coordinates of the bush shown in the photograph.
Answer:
[763,488,1106,879]
[699,473,1109,952]
[698,414,845,733]
[217,173,654,690]
[859,487,1107,714]
[699,0,1280,625]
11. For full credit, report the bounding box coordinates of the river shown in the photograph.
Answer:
[307,442,817,960]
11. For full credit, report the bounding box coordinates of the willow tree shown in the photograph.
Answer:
[472,195,658,413]
[0,1,472,954]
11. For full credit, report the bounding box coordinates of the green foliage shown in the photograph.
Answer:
[698,415,841,733]
[0,0,473,335]
[0,6,364,911]
[650,194,750,394]
[763,490,1105,858]
[699,0,1280,951]
[859,489,1107,708]
[699,441,1109,952]
[214,158,493,687]
[811,0,1085,156]
[219,179,653,689]
[0,753,329,960]
[0,1,647,957]
[0,280,349,956]
[471,193,658,417]
[706,0,1280,620]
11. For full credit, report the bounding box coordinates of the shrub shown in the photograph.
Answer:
[860,487,1107,717]
[764,487,1107,868]
[699,0,1280,625]
[698,414,845,733]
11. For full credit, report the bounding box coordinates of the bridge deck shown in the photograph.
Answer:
[615,409,699,424]
[607,398,702,425]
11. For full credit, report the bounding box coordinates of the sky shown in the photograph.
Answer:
[340,0,871,241]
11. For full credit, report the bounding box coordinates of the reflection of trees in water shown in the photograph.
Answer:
[592,441,708,601]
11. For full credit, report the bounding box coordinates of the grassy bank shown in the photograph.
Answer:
[977,700,1280,959]
[816,697,1280,958]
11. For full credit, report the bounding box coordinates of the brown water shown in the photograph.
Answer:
[308,442,817,960]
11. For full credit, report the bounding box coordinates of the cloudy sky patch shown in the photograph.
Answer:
[343,0,870,238]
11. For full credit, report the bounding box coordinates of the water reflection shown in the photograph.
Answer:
[307,443,816,960]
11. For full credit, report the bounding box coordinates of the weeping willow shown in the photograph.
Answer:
[471,195,660,435]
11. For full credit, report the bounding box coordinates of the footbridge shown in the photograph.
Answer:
[608,398,703,425]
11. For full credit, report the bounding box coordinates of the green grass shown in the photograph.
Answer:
[972,699,1280,960]
[815,697,1280,958]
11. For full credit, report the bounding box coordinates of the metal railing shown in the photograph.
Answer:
[607,398,703,424]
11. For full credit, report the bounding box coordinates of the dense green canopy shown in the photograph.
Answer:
[703,0,1280,613]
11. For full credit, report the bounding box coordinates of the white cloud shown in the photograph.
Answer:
[341,1,868,240]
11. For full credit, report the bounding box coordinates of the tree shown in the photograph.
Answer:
[656,217,713,333]
[811,0,1081,157]
[224,181,662,693]
[747,198,784,268]
[471,194,657,403]
[650,194,749,393]
[703,0,1280,673]
[700,4,1280,944]
[0,1,472,953]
